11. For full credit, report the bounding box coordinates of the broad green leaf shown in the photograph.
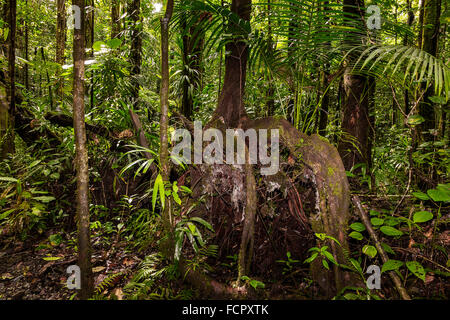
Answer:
[172,192,182,205]
[413,211,433,223]
[406,261,426,281]
[158,176,165,210]
[304,252,318,264]
[0,209,15,220]
[322,259,329,270]
[28,160,42,168]
[152,174,163,212]
[407,115,425,125]
[349,258,362,274]
[384,217,400,226]
[107,38,122,49]
[412,191,430,200]
[349,231,363,240]
[382,260,403,273]
[350,222,366,232]
[381,242,395,255]
[380,226,403,236]
[249,279,265,289]
[93,40,105,51]
[362,245,377,258]
[370,217,384,226]
[322,250,338,265]
[427,188,450,202]
[190,217,214,232]
[344,293,360,300]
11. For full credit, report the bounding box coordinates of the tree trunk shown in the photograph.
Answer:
[128,0,141,104]
[286,0,298,124]
[72,0,93,300]
[266,0,275,116]
[402,0,414,118]
[337,0,372,172]
[41,47,53,110]
[318,1,331,136]
[24,0,29,91]
[212,0,252,128]
[418,0,441,137]
[181,4,205,120]
[56,0,66,99]
[159,0,174,256]
[86,0,94,111]
[111,0,120,39]
[0,0,16,159]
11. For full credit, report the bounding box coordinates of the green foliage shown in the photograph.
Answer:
[240,276,265,290]
[276,251,300,275]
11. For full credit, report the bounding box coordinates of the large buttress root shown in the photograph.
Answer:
[175,115,353,296]
[243,117,353,294]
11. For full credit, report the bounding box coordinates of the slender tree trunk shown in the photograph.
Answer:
[417,0,425,49]
[111,0,120,38]
[56,0,66,99]
[286,0,298,124]
[86,0,94,111]
[128,0,141,104]
[318,1,331,136]
[418,0,441,137]
[266,0,275,116]
[213,0,252,127]
[24,0,29,91]
[402,0,414,118]
[72,0,93,300]
[41,47,53,109]
[337,0,372,172]
[0,0,16,159]
[181,3,205,120]
[159,0,174,254]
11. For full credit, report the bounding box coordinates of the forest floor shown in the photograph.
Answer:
[0,231,142,300]
[0,196,448,300]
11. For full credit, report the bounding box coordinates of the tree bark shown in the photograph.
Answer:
[0,0,16,159]
[402,0,414,118]
[24,0,29,91]
[318,1,331,136]
[266,0,275,116]
[337,0,372,172]
[128,0,141,104]
[180,5,205,120]
[56,0,66,99]
[159,0,174,241]
[72,0,93,299]
[111,0,121,39]
[418,0,441,137]
[212,0,252,128]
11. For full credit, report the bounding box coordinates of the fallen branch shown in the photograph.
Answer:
[352,195,411,300]
[178,259,246,298]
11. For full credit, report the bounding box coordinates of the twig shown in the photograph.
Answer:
[393,247,450,273]
[352,195,411,300]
